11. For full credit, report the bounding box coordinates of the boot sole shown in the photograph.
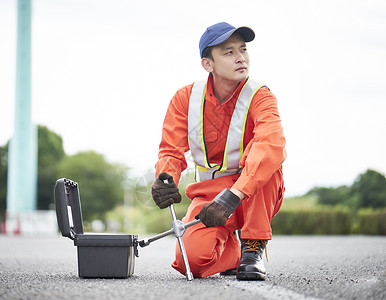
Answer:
[236,271,266,281]
[220,268,237,276]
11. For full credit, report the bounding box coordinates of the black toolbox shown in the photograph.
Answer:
[54,178,138,278]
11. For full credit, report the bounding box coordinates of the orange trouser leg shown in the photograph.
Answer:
[238,168,284,240]
[171,197,240,278]
[172,169,284,278]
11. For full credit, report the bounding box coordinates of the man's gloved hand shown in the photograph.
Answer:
[196,189,241,227]
[151,172,182,209]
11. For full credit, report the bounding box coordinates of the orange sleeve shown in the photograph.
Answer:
[232,87,287,197]
[154,84,193,185]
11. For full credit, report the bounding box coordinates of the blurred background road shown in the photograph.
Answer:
[0,235,384,300]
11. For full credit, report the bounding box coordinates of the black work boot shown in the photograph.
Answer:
[219,268,237,276]
[236,239,267,280]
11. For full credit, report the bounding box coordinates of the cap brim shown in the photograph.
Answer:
[234,26,255,43]
[207,26,255,48]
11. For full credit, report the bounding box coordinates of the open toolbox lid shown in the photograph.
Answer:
[55,178,137,279]
[54,178,84,239]
[55,178,137,249]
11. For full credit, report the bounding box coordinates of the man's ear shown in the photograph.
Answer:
[201,58,213,73]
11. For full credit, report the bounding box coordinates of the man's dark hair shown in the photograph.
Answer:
[202,46,214,61]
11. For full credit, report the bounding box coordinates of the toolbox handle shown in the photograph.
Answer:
[54,178,84,239]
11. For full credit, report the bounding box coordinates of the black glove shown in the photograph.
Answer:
[196,189,241,227]
[151,172,181,209]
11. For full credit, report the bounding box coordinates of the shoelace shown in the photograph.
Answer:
[245,240,269,261]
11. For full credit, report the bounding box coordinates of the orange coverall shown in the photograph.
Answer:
[155,75,286,278]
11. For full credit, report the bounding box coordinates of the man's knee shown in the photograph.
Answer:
[174,226,232,277]
[176,236,219,274]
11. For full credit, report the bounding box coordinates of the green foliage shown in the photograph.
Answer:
[0,126,66,215]
[0,144,8,222]
[272,207,353,235]
[352,169,386,209]
[274,194,386,235]
[308,185,354,207]
[355,208,386,235]
[310,169,386,210]
[57,151,127,222]
[37,125,65,210]
[280,194,318,211]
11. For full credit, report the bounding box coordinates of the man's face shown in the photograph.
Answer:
[207,34,250,83]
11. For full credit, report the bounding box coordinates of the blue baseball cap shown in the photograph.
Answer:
[199,22,255,58]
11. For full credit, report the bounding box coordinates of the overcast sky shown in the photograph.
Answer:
[1,0,385,196]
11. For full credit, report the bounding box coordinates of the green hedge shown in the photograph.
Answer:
[107,203,386,235]
[355,208,386,235]
[271,208,386,235]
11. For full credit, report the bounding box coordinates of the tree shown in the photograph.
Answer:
[57,151,128,222]
[309,186,352,206]
[0,144,8,222]
[37,125,65,210]
[0,126,66,214]
[352,169,386,209]
[308,184,359,209]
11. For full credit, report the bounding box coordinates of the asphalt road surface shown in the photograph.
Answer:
[0,234,385,300]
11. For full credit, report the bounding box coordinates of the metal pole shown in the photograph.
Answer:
[6,0,37,234]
